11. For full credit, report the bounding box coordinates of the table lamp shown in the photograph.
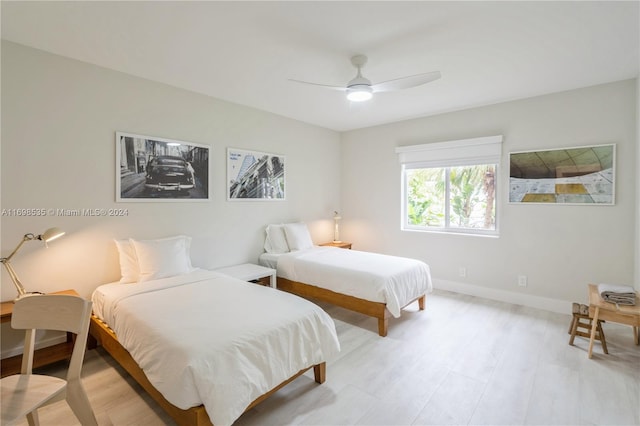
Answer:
[1,227,65,298]
[333,211,342,243]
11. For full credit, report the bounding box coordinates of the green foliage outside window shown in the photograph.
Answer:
[407,168,445,227]
[406,164,496,231]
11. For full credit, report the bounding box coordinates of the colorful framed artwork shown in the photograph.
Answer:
[509,144,615,204]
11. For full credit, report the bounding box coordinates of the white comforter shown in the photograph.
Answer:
[92,269,340,426]
[268,247,433,317]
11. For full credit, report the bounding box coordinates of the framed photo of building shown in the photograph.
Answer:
[509,143,615,204]
[227,148,285,201]
[116,132,210,202]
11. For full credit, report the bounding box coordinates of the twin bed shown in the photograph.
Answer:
[90,269,339,426]
[260,223,433,337]
[90,230,432,425]
[260,245,432,336]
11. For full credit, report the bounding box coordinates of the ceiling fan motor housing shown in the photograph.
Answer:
[347,75,372,88]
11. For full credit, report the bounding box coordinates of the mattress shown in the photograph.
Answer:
[92,269,340,426]
[259,246,433,317]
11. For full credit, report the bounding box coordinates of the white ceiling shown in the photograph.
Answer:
[2,1,638,132]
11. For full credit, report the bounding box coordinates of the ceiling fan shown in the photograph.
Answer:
[289,55,441,102]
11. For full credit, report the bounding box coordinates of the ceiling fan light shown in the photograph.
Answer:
[346,85,373,102]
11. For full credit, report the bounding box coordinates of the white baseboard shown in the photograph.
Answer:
[434,279,572,315]
[1,335,68,360]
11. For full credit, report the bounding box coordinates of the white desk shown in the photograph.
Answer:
[216,263,277,288]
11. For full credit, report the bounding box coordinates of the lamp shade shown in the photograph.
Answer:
[41,227,65,243]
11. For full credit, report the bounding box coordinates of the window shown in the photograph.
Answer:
[405,164,497,232]
[396,136,502,236]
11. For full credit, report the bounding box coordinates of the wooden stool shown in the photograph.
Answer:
[568,303,607,353]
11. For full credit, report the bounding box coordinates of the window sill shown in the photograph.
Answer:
[401,227,499,238]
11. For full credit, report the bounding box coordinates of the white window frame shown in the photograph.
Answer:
[396,135,503,236]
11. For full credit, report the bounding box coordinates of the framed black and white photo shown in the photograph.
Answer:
[509,144,615,204]
[116,132,210,202]
[227,148,285,201]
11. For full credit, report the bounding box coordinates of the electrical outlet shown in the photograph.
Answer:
[459,267,467,278]
[518,275,528,287]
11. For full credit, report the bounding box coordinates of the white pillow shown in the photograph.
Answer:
[264,224,290,254]
[283,223,314,251]
[130,236,194,282]
[114,239,139,284]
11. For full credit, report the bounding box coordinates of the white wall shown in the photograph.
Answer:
[340,79,637,310]
[1,41,341,301]
[636,74,640,292]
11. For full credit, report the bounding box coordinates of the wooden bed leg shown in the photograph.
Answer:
[378,318,388,337]
[418,295,426,311]
[313,362,326,384]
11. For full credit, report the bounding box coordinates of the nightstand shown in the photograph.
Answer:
[320,241,352,249]
[1,289,80,377]
[216,263,277,288]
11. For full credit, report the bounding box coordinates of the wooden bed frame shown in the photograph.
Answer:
[277,277,426,337]
[89,315,326,426]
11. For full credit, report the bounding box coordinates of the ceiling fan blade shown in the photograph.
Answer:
[288,79,346,91]
[372,71,441,93]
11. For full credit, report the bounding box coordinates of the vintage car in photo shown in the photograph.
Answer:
[144,155,195,194]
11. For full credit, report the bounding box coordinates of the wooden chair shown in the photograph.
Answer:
[0,294,97,426]
[568,302,607,354]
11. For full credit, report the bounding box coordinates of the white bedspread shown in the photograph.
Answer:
[264,247,433,317]
[92,269,340,426]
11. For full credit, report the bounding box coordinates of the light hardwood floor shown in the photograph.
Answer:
[10,289,640,425]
